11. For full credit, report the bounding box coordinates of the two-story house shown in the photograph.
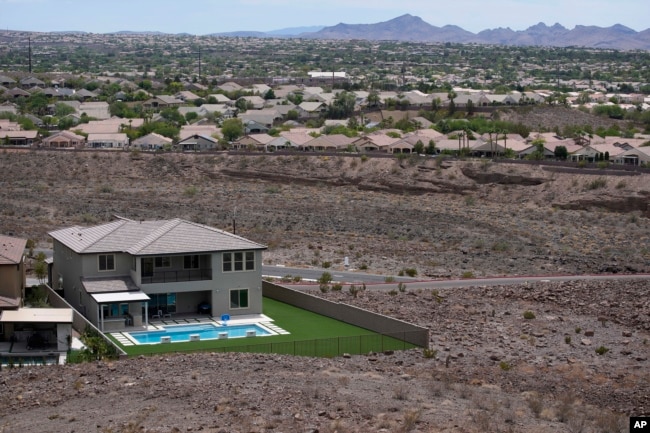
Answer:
[49,218,267,332]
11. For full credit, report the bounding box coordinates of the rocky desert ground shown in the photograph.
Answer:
[0,146,649,432]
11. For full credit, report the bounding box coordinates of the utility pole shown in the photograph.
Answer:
[28,36,32,73]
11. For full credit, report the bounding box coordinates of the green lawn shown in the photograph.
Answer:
[107,297,417,357]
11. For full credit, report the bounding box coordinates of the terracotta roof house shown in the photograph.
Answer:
[238,96,266,110]
[612,147,650,166]
[49,218,266,332]
[41,131,85,149]
[208,94,233,104]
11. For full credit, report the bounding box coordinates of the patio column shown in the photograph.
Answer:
[99,304,104,332]
[144,302,149,329]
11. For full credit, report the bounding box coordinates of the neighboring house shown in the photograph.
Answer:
[131,132,173,151]
[143,95,184,110]
[217,82,243,93]
[175,91,201,103]
[49,218,266,332]
[20,76,46,89]
[0,235,27,311]
[0,75,16,87]
[612,147,650,166]
[78,101,111,120]
[176,134,219,151]
[0,130,38,146]
[238,96,266,110]
[0,235,73,362]
[298,101,327,118]
[41,131,85,148]
[233,134,274,151]
[86,133,129,149]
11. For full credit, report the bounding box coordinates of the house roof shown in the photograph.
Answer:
[49,218,266,256]
[0,308,73,323]
[0,235,26,265]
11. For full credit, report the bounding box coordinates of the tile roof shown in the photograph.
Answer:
[49,218,266,256]
[0,235,26,265]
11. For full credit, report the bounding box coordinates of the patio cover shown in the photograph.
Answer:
[91,291,150,304]
[0,308,73,323]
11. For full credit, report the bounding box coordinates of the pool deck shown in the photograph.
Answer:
[109,314,289,347]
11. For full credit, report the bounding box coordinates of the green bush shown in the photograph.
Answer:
[317,272,332,284]
[523,311,536,320]
[595,346,609,355]
[403,268,417,277]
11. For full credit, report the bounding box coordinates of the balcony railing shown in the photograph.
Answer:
[141,269,212,284]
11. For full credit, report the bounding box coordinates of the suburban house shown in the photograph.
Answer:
[49,218,267,332]
[176,134,219,151]
[41,131,85,149]
[0,235,73,362]
[86,132,129,149]
[131,132,173,151]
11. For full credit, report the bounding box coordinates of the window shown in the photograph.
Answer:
[223,251,255,272]
[184,255,199,269]
[98,254,115,271]
[230,289,249,309]
[154,256,171,268]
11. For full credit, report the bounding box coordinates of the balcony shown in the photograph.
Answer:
[141,269,212,284]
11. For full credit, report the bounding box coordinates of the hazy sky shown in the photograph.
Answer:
[1,0,648,34]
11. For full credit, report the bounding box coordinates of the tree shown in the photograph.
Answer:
[426,140,436,155]
[263,89,276,100]
[554,145,568,160]
[413,140,424,155]
[221,118,244,142]
[328,91,356,119]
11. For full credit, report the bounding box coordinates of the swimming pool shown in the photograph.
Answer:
[127,323,273,344]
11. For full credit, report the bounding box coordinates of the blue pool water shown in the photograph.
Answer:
[128,323,272,344]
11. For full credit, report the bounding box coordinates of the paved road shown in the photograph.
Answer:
[263,265,650,290]
[262,265,416,283]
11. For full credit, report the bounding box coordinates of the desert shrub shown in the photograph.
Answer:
[523,310,536,319]
[331,283,343,291]
[317,272,332,284]
[527,392,544,418]
[586,177,607,190]
[499,361,511,371]
[322,261,332,268]
[388,289,398,296]
[595,345,609,355]
[319,283,330,293]
[423,348,438,359]
[403,268,417,277]
[397,282,407,292]
[461,271,475,279]
[384,276,395,283]
[565,336,572,344]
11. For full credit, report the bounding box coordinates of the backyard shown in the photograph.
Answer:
[105,297,419,357]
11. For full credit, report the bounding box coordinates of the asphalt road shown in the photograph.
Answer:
[263,265,650,290]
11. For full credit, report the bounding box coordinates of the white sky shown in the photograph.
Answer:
[1,0,648,34]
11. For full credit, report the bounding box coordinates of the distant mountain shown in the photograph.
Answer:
[297,14,650,50]
[207,31,270,38]
[266,26,325,36]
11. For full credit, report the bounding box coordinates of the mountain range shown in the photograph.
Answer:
[212,14,650,50]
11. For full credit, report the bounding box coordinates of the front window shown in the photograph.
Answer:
[223,251,255,272]
[98,254,115,271]
[230,289,249,309]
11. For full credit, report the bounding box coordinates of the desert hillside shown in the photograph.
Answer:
[1,149,648,277]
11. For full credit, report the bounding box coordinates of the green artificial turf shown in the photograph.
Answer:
[107,297,417,357]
